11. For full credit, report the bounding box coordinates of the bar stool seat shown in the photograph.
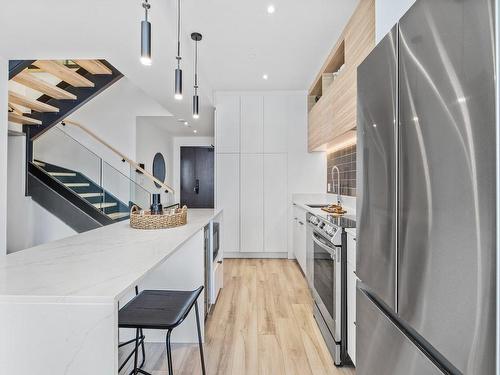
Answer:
[118,286,206,375]
[119,289,201,329]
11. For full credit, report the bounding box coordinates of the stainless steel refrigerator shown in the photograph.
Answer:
[357,0,496,374]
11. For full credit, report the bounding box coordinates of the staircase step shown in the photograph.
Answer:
[64,182,90,188]
[33,60,95,88]
[107,212,130,220]
[79,192,103,198]
[8,112,42,125]
[12,71,77,100]
[73,60,112,75]
[49,172,77,177]
[8,91,59,113]
[93,202,117,209]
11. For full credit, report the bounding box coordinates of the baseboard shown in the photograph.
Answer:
[224,252,288,259]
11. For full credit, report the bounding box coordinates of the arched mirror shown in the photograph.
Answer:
[152,152,166,188]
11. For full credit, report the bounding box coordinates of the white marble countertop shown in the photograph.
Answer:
[0,209,221,303]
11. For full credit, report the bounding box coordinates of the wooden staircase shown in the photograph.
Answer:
[7,59,122,140]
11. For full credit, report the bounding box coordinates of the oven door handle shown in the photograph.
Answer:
[312,233,336,259]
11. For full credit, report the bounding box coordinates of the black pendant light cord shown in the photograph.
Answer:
[143,0,150,21]
[176,0,181,68]
[194,39,198,95]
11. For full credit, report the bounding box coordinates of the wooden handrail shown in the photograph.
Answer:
[61,119,175,194]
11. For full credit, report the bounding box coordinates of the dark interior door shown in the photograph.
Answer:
[180,147,214,208]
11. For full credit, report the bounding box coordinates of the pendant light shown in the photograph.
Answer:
[140,0,152,66]
[191,32,202,119]
[174,0,183,100]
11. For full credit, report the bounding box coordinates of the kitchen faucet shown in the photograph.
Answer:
[331,165,341,204]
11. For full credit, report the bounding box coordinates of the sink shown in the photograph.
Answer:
[306,204,330,208]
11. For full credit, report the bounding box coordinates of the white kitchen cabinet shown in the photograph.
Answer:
[215,91,322,258]
[292,205,307,273]
[240,154,264,253]
[216,154,240,253]
[264,95,288,153]
[347,231,356,267]
[215,94,240,153]
[347,232,357,365]
[264,154,287,252]
[241,95,263,153]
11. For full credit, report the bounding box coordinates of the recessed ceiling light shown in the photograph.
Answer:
[193,129,198,134]
[184,121,189,126]
[267,4,275,14]
[262,74,268,80]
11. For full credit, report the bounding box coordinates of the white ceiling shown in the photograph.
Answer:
[0,0,358,136]
[139,115,213,136]
[181,0,358,91]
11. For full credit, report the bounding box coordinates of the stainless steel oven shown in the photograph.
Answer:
[312,230,340,336]
[307,212,345,365]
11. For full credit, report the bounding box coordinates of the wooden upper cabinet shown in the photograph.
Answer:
[308,0,375,152]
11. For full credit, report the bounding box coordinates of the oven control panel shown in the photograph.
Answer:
[308,214,341,244]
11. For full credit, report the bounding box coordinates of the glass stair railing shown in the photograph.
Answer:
[32,126,153,223]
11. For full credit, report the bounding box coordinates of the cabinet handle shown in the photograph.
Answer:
[194,179,200,194]
[353,238,356,241]
[217,260,223,264]
[298,221,304,226]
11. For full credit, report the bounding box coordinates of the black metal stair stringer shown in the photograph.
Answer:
[28,162,115,230]
[26,60,123,140]
[8,60,35,79]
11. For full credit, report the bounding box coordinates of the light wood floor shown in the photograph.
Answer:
[119,259,355,375]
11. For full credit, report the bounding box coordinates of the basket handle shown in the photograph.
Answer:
[130,205,140,214]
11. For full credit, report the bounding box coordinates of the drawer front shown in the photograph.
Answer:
[293,205,307,222]
[357,288,443,375]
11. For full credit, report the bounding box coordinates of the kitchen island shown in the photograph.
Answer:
[0,208,221,375]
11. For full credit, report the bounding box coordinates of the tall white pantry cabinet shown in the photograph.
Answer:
[215,91,324,257]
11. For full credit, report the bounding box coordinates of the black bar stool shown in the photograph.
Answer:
[118,286,206,375]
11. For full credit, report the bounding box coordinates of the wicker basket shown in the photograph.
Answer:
[129,205,188,230]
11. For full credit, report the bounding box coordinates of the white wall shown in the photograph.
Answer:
[173,137,215,203]
[59,77,171,176]
[376,0,416,42]
[0,57,7,254]
[7,135,76,254]
[136,118,175,207]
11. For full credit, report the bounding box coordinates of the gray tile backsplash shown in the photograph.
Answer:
[327,145,356,197]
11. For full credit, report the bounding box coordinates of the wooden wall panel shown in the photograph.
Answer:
[308,0,375,151]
